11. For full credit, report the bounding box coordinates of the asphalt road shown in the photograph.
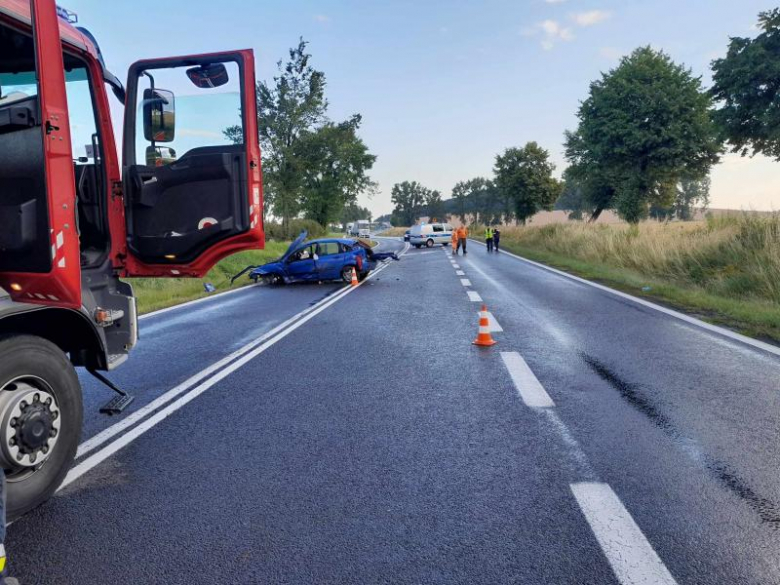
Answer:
[9,236,780,584]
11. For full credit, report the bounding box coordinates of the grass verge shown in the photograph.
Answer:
[128,241,290,315]
[487,216,780,344]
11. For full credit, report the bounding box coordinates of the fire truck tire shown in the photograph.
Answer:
[0,335,82,520]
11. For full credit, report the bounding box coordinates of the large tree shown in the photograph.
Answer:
[225,39,374,229]
[295,115,376,227]
[390,181,428,225]
[566,47,721,223]
[494,142,561,225]
[711,9,780,160]
[424,189,445,221]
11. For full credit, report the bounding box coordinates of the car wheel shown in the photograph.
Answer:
[442,242,448,247]
[0,335,83,520]
[426,239,434,248]
[414,244,422,249]
[341,266,356,283]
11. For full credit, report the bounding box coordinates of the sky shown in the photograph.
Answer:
[65,0,779,217]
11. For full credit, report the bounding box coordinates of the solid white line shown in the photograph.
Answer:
[500,351,555,408]
[467,291,483,302]
[468,239,780,357]
[460,279,471,286]
[76,285,351,459]
[571,483,678,585]
[478,311,503,332]
[64,259,401,489]
[456,270,466,276]
[77,241,411,461]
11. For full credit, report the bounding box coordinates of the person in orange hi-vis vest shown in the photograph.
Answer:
[451,227,459,254]
[456,225,468,255]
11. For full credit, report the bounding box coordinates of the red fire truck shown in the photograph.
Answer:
[0,0,263,518]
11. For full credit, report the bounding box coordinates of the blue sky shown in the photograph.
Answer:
[66,0,779,216]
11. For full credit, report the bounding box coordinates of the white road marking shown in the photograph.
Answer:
[452,264,460,269]
[467,239,780,358]
[571,483,678,585]
[467,291,483,302]
[69,244,410,477]
[477,311,503,332]
[456,270,466,276]
[500,351,555,408]
[76,286,351,459]
[139,283,261,320]
[460,279,471,286]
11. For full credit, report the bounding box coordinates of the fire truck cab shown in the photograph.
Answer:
[0,0,263,518]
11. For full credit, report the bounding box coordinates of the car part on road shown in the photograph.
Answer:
[0,335,82,520]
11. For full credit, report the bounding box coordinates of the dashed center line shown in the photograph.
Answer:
[452,263,460,269]
[456,270,465,276]
[467,291,483,302]
[500,351,555,408]
[460,279,472,286]
[571,483,678,585]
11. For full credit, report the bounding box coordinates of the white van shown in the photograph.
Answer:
[409,223,454,248]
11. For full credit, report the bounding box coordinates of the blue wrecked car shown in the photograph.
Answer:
[232,231,398,285]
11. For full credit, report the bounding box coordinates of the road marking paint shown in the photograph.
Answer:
[467,239,780,358]
[571,483,678,585]
[477,311,502,332]
[65,258,402,489]
[460,279,471,286]
[456,270,466,276]
[500,351,555,408]
[452,263,460,269]
[75,242,410,462]
[467,291,483,302]
[77,288,349,458]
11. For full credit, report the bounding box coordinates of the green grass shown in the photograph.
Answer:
[128,240,290,315]
[492,220,780,343]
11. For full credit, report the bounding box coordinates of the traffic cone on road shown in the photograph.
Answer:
[473,304,497,347]
[351,266,359,287]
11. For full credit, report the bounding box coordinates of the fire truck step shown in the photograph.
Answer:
[87,369,135,416]
[99,394,135,416]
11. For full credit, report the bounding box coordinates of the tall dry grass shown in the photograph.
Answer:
[485,213,780,304]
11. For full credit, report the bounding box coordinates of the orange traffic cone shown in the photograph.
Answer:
[351,266,359,287]
[473,304,497,346]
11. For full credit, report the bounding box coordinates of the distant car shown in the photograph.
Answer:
[404,229,411,242]
[409,223,454,248]
[232,231,398,285]
[358,228,371,238]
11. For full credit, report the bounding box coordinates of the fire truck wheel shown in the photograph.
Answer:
[0,335,82,520]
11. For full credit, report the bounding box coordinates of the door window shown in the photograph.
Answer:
[433,224,444,233]
[290,246,313,262]
[133,62,242,166]
[317,242,341,256]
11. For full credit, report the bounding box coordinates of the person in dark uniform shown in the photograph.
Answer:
[493,228,501,253]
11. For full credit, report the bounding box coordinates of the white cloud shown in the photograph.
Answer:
[571,10,612,27]
[545,0,567,3]
[527,19,575,50]
[313,14,331,23]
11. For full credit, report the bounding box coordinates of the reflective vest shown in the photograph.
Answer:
[485,228,493,240]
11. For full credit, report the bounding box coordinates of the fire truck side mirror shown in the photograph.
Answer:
[146,146,178,167]
[143,88,175,143]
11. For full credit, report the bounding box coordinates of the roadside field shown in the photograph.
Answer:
[479,214,780,342]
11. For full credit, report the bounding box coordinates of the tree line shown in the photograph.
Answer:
[226,39,376,234]
[391,8,780,226]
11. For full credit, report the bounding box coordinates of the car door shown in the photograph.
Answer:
[286,245,316,281]
[0,0,81,308]
[315,242,345,280]
[120,50,263,277]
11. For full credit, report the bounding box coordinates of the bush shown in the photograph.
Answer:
[265,219,327,241]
